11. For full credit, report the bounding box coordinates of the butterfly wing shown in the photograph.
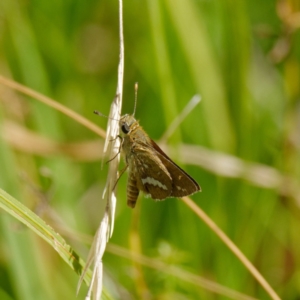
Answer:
[129,144,173,200]
[150,140,201,197]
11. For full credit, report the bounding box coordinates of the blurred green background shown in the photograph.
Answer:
[0,0,299,299]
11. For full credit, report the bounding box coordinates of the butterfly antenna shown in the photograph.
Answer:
[94,110,107,118]
[94,110,119,121]
[133,82,138,116]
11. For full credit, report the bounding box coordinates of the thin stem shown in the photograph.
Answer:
[117,0,124,101]
[160,94,201,142]
[181,196,281,300]
[78,1,124,299]
[0,75,106,139]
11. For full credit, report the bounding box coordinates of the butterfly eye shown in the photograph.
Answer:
[121,123,130,134]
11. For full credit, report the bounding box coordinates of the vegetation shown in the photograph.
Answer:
[0,0,299,299]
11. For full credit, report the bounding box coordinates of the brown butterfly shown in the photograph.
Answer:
[119,114,201,208]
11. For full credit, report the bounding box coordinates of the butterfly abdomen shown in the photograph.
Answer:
[127,174,139,208]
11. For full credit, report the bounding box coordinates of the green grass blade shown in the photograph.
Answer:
[165,0,235,151]
[0,188,91,285]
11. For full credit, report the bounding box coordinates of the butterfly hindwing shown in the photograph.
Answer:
[129,144,173,200]
[150,140,201,197]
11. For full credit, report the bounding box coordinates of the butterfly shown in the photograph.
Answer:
[119,114,201,208]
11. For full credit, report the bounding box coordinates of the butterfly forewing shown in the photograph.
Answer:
[130,145,173,200]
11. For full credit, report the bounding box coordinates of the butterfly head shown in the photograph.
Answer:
[119,114,138,135]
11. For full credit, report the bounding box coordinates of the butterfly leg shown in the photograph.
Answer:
[109,134,122,142]
[112,164,128,191]
[106,135,123,163]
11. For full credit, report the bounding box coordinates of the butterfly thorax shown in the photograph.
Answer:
[119,114,151,157]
